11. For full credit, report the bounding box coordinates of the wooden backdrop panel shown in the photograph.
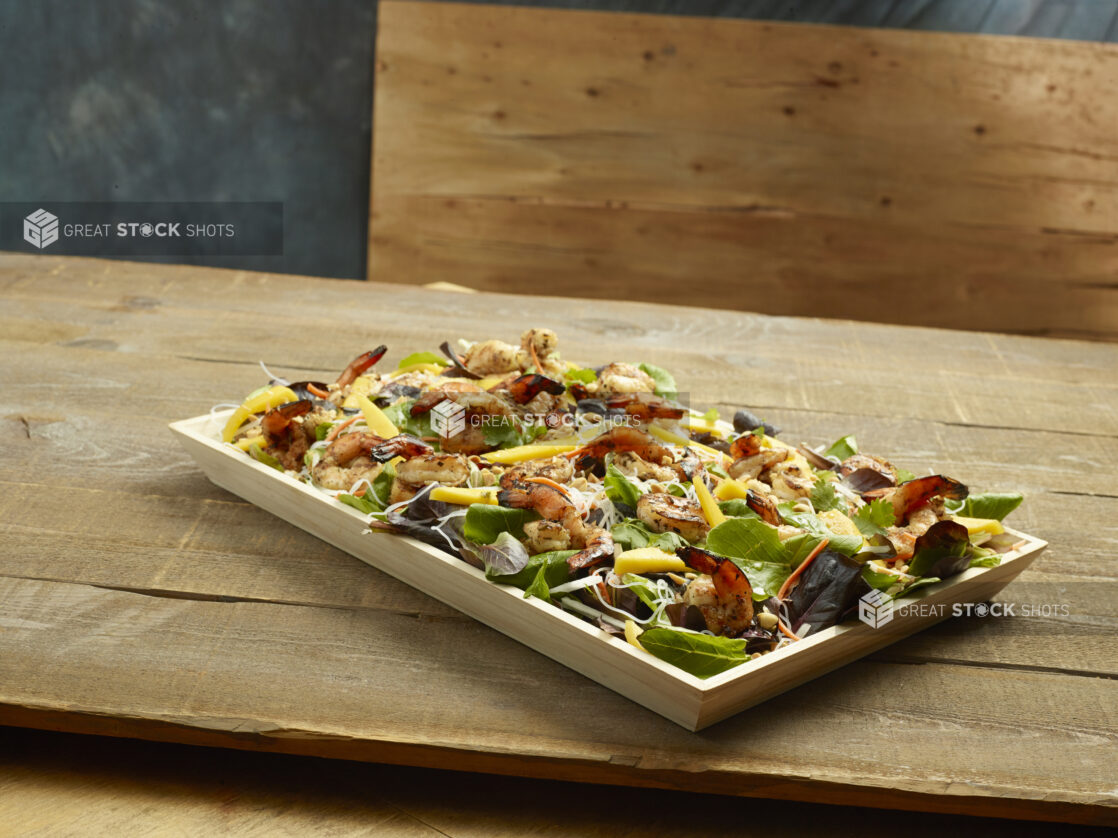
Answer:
[369,1,1118,341]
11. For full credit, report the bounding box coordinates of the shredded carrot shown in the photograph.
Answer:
[777,617,800,641]
[524,475,572,500]
[353,485,367,498]
[777,538,829,601]
[307,383,331,399]
[528,340,543,374]
[325,415,359,442]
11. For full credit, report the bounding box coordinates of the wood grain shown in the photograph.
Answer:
[7,728,1106,838]
[370,1,1118,341]
[1,252,1116,823]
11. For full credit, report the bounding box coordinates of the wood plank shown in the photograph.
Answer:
[1,577,1115,825]
[1,255,1116,434]
[370,2,1118,341]
[3,727,1108,838]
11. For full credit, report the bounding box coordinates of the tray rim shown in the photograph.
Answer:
[170,408,1048,725]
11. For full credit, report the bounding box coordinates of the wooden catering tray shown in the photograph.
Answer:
[171,410,1046,731]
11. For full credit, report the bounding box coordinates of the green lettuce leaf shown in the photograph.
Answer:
[824,434,858,461]
[639,627,749,678]
[717,499,760,520]
[604,463,643,509]
[705,517,793,598]
[611,519,687,553]
[488,549,575,590]
[564,367,597,384]
[248,444,284,472]
[637,362,678,399]
[946,492,1023,522]
[778,504,863,557]
[463,504,539,544]
[523,561,554,602]
[338,492,380,515]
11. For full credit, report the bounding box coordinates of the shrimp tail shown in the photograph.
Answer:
[503,373,566,405]
[336,346,388,388]
[368,433,434,463]
[746,489,783,526]
[677,546,753,601]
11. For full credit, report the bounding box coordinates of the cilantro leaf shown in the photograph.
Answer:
[809,480,846,514]
[852,498,896,537]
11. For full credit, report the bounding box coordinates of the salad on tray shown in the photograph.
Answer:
[216,328,1026,678]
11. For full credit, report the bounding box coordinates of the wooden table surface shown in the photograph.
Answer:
[1,254,1116,828]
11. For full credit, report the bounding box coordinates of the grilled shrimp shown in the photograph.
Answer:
[611,450,679,483]
[885,504,942,556]
[411,390,517,455]
[261,400,314,471]
[368,433,434,463]
[636,493,709,542]
[311,431,384,490]
[391,452,470,503]
[498,478,614,572]
[499,456,574,488]
[744,488,783,526]
[461,339,521,376]
[727,448,787,481]
[867,474,968,524]
[523,519,571,553]
[677,546,755,635]
[570,426,675,471]
[597,363,655,396]
[839,454,897,484]
[501,373,566,406]
[768,454,815,501]
[729,433,762,460]
[604,392,685,421]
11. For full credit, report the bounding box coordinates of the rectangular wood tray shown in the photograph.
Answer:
[171,410,1047,731]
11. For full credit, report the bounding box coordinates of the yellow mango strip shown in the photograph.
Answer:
[231,435,266,451]
[713,478,751,502]
[356,394,400,438]
[761,435,793,450]
[647,424,730,462]
[430,486,500,505]
[681,413,724,436]
[615,548,688,575]
[391,362,447,375]
[694,476,727,528]
[483,443,579,464]
[221,385,298,442]
[624,619,648,653]
[950,515,1005,537]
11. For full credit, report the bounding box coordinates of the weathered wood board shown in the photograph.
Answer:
[1,253,1117,825]
[370,1,1118,341]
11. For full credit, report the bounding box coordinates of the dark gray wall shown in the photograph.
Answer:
[2,0,1116,280]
